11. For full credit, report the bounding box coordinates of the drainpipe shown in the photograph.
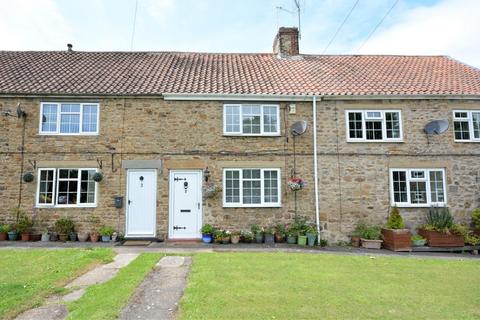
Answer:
[312,96,321,239]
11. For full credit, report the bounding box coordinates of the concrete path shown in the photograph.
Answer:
[15,253,139,320]
[119,256,192,320]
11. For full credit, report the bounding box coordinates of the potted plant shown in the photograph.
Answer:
[286,225,298,244]
[78,230,90,242]
[264,226,275,244]
[350,225,362,247]
[251,224,263,243]
[100,226,114,242]
[88,214,100,242]
[274,224,286,243]
[221,230,231,244]
[381,207,412,251]
[36,210,50,241]
[230,231,241,244]
[17,215,34,241]
[287,177,306,191]
[0,224,10,241]
[240,230,254,243]
[418,207,464,247]
[69,230,77,241]
[8,223,18,241]
[305,225,317,246]
[472,208,480,236]
[50,232,58,241]
[201,224,214,243]
[411,235,427,247]
[359,224,383,249]
[54,217,75,242]
[213,229,223,244]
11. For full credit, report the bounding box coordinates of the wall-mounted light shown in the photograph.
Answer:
[204,167,211,182]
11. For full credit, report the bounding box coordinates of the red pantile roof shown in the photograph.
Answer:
[0,51,479,96]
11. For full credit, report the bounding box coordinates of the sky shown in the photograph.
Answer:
[0,0,479,68]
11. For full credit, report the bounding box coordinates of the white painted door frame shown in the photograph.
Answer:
[168,170,203,239]
[125,169,157,238]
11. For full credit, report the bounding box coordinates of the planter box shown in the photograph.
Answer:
[418,229,464,247]
[361,238,383,249]
[381,228,412,252]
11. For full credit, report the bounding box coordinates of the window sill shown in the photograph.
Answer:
[223,134,282,137]
[453,140,480,143]
[223,204,282,208]
[37,133,99,137]
[36,205,97,209]
[391,203,447,208]
[346,140,404,143]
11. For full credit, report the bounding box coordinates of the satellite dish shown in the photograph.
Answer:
[290,121,308,136]
[16,103,26,118]
[424,119,449,135]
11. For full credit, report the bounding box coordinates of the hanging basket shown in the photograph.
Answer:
[92,172,103,182]
[23,172,34,183]
[288,178,305,191]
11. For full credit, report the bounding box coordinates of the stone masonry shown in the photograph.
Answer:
[0,97,479,242]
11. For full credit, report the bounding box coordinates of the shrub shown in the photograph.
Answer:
[320,239,328,247]
[386,207,405,229]
[465,234,480,246]
[264,226,274,235]
[471,208,480,229]
[274,224,286,236]
[200,224,215,235]
[0,224,11,233]
[356,223,382,240]
[450,223,469,237]
[240,230,254,242]
[54,217,75,234]
[17,215,34,234]
[305,225,317,234]
[411,235,426,241]
[99,226,114,237]
[250,224,261,235]
[424,207,454,233]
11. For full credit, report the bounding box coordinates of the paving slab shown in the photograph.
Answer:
[15,305,68,320]
[119,256,192,320]
[67,253,139,288]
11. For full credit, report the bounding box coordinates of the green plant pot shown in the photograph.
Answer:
[306,233,317,246]
[7,231,17,241]
[286,235,297,244]
[255,233,264,243]
[297,235,307,246]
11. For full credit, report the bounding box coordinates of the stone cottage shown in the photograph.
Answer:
[1,27,480,242]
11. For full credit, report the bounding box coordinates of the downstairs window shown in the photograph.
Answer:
[37,168,97,207]
[390,168,446,207]
[223,168,281,207]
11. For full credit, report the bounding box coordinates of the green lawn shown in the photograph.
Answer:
[67,253,162,320]
[0,248,114,319]
[179,252,480,319]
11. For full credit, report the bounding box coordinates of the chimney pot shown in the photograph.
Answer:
[67,43,73,52]
[273,27,299,57]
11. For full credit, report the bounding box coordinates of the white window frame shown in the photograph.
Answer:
[36,168,98,208]
[222,168,282,208]
[389,168,447,208]
[223,104,280,136]
[345,110,403,142]
[452,110,480,142]
[39,102,100,135]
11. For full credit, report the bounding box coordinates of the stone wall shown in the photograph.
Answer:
[0,96,479,241]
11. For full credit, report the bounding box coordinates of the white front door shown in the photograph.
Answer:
[126,169,157,238]
[169,170,202,239]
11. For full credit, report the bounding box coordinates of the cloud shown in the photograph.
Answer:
[356,0,480,68]
[0,0,73,50]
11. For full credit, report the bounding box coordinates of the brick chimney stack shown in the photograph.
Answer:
[273,27,299,57]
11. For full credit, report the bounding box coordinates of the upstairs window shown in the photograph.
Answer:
[453,110,480,142]
[390,168,446,207]
[223,168,281,207]
[224,104,280,136]
[37,168,97,207]
[346,110,402,142]
[40,103,99,135]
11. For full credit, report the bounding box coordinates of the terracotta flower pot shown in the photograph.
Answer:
[381,228,412,252]
[21,233,30,241]
[351,236,361,247]
[0,232,7,241]
[90,232,100,242]
[274,233,285,243]
[30,234,41,242]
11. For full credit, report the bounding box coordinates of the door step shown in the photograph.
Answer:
[166,239,201,244]
[122,240,152,246]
